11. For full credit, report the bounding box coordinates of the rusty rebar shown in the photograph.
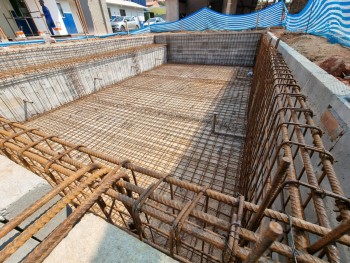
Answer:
[0,35,349,262]
[308,217,350,255]
[243,222,283,263]
[0,168,110,262]
[23,168,129,262]
[247,157,291,231]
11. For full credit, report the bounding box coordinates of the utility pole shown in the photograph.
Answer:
[225,0,232,14]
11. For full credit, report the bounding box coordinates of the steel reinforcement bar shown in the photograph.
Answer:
[0,37,349,262]
[0,121,348,261]
[240,36,350,262]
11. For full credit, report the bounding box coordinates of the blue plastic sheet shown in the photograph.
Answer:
[150,3,284,32]
[284,0,350,47]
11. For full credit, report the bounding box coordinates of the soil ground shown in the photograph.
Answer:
[271,29,350,85]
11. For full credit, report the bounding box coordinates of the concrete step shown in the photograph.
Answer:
[44,213,177,263]
[0,155,70,260]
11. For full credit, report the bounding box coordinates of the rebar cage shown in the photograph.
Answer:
[0,35,349,263]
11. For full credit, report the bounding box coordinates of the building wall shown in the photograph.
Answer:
[0,0,18,38]
[85,0,112,35]
[25,0,68,35]
[79,0,95,34]
[67,0,84,33]
[131,0,146,6]
[58,0,77,33]
[57,0,84,34]
[107,4,145,20]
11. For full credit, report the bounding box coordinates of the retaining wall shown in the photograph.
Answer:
[0,36,155,72]
[154,32,262,66]
[0,45,166,122]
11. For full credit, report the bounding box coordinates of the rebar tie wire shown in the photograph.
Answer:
[287,213,299,263]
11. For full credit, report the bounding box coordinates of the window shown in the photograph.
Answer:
[120,9,126,16]
[107,8,111,19]
[113,17,123,22]
[56,2,65,18]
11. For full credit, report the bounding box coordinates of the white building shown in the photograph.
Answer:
[0,0,113,39]
[106,0,146,22]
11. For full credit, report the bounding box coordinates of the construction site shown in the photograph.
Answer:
[0,1,350,263]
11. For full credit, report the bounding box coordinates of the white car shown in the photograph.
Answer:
[111,16,140,32]
[144,17,166,27]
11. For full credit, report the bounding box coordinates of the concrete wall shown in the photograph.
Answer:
[154,32,261,66]
[0,36,155,70]
[0,37,166,122]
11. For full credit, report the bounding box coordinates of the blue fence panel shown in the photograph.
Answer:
[150,2,284,33]
[285,0,350,47]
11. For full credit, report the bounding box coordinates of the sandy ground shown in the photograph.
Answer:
[280,32,349,67]
[271,29,350,85]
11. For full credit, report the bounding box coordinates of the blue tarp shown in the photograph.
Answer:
[284,0,350,47]
[1,1,349,48]
[149,3,284,32]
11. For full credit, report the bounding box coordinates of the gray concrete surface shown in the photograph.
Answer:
[44,213,177,263]
[166,0,179,21]
[0,222,39,263]
[0,155,70,241]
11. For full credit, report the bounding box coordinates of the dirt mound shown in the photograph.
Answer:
[271,29,350,86]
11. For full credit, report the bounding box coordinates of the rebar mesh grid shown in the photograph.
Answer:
[154,32,261,66]
[0,36,349,263]
[0,36,154,75]
[0,44,166,121]
[240,36,350,263]
[0,118,337,263]
[27,64,251,198]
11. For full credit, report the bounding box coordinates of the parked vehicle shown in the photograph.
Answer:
[144,17,166,27]
[111,16,140,32]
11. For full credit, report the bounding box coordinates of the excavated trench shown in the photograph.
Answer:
[0,32,349,262]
